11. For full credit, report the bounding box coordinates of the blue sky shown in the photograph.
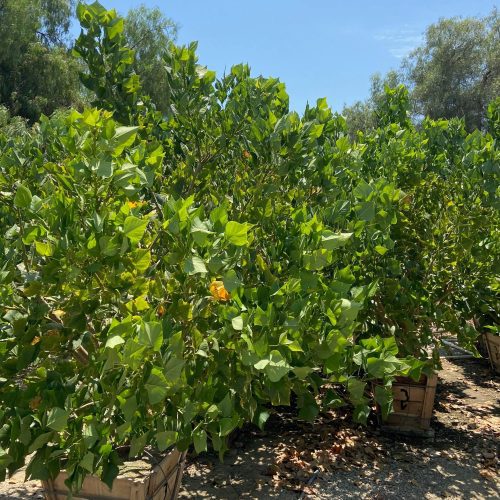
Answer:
[83,0,497,112]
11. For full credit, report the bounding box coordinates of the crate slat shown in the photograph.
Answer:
[42,449,186,500]
[484,332,500,374]
[374,374,437,436]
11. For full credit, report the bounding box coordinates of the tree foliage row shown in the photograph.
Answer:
[0,2,498,494]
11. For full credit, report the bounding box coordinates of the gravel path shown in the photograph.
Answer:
[1,358,498,499]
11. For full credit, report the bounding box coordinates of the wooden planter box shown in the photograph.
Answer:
[375,373,438,438]
[42,448,187,500]
[483,332,500,374]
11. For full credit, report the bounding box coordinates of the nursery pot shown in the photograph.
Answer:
[42,448,187,500]
[483,332,500,374]
[374,373,438,438]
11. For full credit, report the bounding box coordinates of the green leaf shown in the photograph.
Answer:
[191,218,213,246]
[28,432,54,453]
[223,270,242,292]
[356,201,376,222]
[145,368,168,405]
[225,221,250,246]
[337,265,356,283]
[309,123,324,138]
[366,358,388,378]
[347,378,366,405]
[112,126,139,155]
[79,452,95,473]
[193,428,207,454]
[106,18,124,40]
[257,411,270,430]
[183,255,207,275]
[46,408,69,432]
[353,179,373,199]
[219,417,237,437]
[14,184,32,208]
[231,316,243,330]
[268,379,291,406]
[285,341,303,352]
[156,431,177,452]
[96,157,113,178]
[303,249,331,270]
[374,245,388,255]
[366,353,400,378]
[131,249,151,272]
[0,447,13,469]
[123,216,148,244]
[101,458,119,491]
[120,397,137,423]
[265,350,290,382]
[138,322,162,351]
[254,305,271,327]
[374,385,394,419]
[293,366,312,379]
[298,401,319,422]
[35,241,54,257]
[321,231,353,250]
[129,433,147,458]
[164,357,184,382]
[25,453,49,481]
[105,335,125,349]
[83,423,99,449]
[353,404,370,424]
[210,206,228,229]
[254,359,269,370]
[99,235,121,256]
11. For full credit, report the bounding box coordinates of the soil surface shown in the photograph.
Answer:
[0,357,498,499]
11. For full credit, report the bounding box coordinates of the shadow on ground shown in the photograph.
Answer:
[179,358,499,499]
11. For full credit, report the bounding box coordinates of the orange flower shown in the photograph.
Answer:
[243,150,251,159]
[128,201,146,209]
[210,280,230,301]
[157,304,166,317]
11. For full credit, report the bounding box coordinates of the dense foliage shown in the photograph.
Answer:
[358,88,499,357]
[0,2,498,494]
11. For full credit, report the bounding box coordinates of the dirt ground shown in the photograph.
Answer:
[0,357,498,499]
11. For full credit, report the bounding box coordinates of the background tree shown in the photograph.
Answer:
[343,9,499,135]
[403,9,499,131]
[342,71,401,138]
[0,0,84,121]
[124,5,178,114]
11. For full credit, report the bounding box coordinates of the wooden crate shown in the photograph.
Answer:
[42,448,187,500]
[483,332,500,374]
[375,374,438,437]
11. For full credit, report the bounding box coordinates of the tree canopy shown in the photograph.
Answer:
[0,0,83,121]
[0,0,178,122]
[404,10,499,131]
[342,9,499,134]
[124,5,178,114]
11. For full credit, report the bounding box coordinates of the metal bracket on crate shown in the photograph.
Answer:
[400,388,409,410]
